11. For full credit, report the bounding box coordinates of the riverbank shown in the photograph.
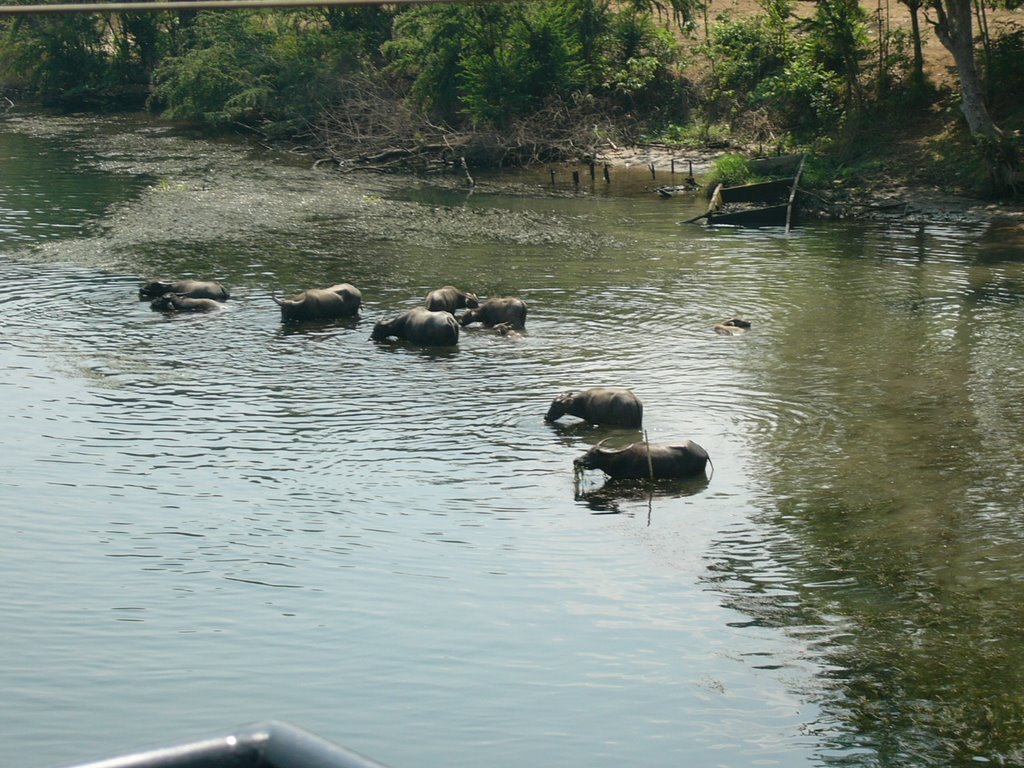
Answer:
[595,141,1024,228]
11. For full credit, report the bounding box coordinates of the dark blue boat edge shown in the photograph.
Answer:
[60,721,392,768]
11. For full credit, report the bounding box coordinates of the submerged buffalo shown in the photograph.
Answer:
[273,283,362,323]
[544,387,643,428]
[713,317,752,335]
[574,440,710,480]
[460,297,528,329]
[424,285,479,313]
[371,306,459,346]
[139,279,229,301]
[150,294,224,313]
[493,322,523,339]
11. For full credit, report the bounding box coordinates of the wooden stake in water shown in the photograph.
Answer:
[644,430,654,480]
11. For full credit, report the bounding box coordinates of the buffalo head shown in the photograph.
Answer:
[544,391,575,422]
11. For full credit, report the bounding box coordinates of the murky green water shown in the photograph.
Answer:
[2,111,1023,768]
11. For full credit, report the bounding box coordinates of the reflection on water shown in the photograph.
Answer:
[574,475,712,517]
[2,112,1024,768]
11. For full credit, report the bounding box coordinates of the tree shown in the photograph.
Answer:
[896,0,926,88]
[926,0,1001,138]
[925,0,1021,194]
[804,0,870,106]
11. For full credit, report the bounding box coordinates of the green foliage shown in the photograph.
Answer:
[387,0,682,129]
[801,0,870,103]
[599,10,682,111]
[646,120,731,146]
[385,5,468,121]
[1,15,113,104]
[757,55,845,137]
[983,25,1024,123]
[150,9,385,134]
[0,0,984,176]
[704,153,753,187]
[389,2,587,127]
[697,13,793,128]
[0,12,158,107]
[150,12,274,126]
[453,3,573,126]
[697,0,872,140]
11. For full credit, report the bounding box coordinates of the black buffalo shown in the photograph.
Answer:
[545,387,643,428]
[150,294,224,313]
[459,297,528,329]
[139,279,229,301]
[424,285,479,313]
[273,283,362,323]
[574,440,710,480]
[371,307,459,346]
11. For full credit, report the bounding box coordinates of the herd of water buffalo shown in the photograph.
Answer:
[138,278,712,483]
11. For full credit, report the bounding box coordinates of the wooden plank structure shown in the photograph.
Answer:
[688,155,806,232]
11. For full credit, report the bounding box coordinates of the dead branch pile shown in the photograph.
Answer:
[309,73,638,173]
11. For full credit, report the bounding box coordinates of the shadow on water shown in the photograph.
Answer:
[542,418,645,448]
[573,474,711,519]
[276,316,364,337]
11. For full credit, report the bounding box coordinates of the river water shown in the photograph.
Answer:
[2,111,1023,768]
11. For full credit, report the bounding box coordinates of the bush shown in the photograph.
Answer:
[150,9,387,134]
[387,0,683,130]
[150,12,277,125]
[695,12,794,131]
[757,56,845,138]
[1,15,116,106]
[704,153,752,188]
[984,25,1024,124]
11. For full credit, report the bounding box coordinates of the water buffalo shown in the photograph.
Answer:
[139,279,230,301]
[371,306,459,346]
[493,322,523,339]
[545,387,643,428]
[459,297,528,329]
[273,283,362,323]
[150,293,224,313]
[424,285,479,313]
[574,440,710,480]
[713,317,752,335]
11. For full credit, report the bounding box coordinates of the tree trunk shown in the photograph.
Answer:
[928,0,1001,138]
[927,0,1020,195]
[906,0,925,85]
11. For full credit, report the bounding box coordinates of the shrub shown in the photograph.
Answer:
[387,0,683,130]
[150,9,386,133]
[704,153,752,188]
[757,55,845,138]
[1,15,115,106]
[984,25,1024,123]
